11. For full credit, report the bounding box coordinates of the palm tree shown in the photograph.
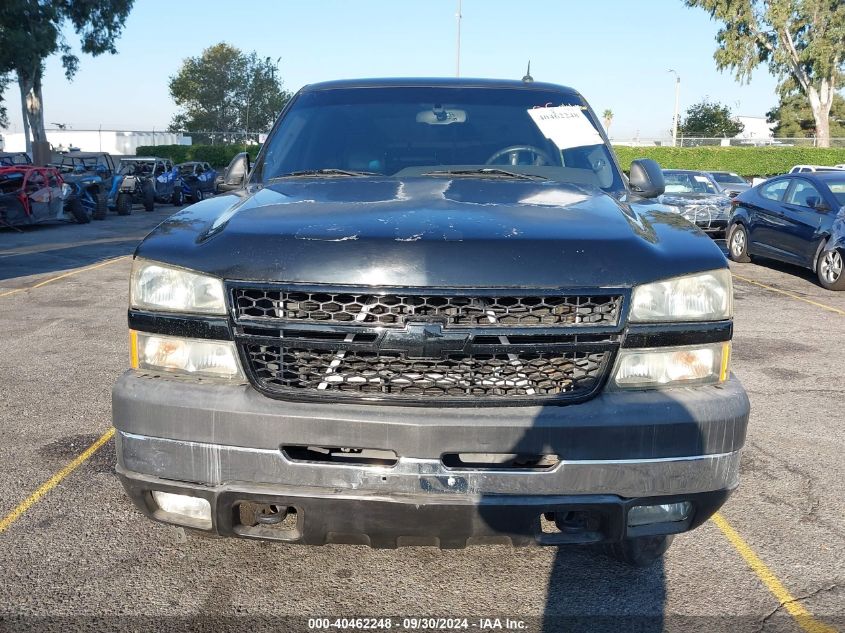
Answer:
[602,109,614,133]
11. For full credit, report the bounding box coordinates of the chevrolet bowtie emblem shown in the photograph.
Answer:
[377,322,469,359]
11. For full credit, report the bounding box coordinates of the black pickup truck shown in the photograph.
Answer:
[114,78,749,566]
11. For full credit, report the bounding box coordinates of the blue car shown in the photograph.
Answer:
[728,171,845,290]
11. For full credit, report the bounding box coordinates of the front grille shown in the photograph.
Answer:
[245,344,610,400]
[233,288,622,327]
[231,283,625,406]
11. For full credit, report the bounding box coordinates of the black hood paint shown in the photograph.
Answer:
[135,177,727,288]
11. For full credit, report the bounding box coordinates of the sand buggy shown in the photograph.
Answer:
[109,157,184,215]
[0,166,79,228]
[0,152,32,167]
[55,152,116,221]
[177,161,217,202]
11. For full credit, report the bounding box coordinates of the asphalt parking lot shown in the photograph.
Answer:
[0,211,843,633]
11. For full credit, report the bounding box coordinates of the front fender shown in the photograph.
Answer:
[728,203,751,230]
[823,210,845,257]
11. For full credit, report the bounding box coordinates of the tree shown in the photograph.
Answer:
[684,0,845,148]
[678,99,745,137]
[767,91,845,138]
[602,109,614,133]
[168,43,291,143]
[0,0,134,160]
[0,74,11,129]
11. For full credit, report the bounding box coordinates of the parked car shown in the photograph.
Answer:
[659,169,732,237]
[114,78,748,567]
[0,152,32,167]
[0,165,81,227]
[707,171,751,198]
[728,171,845,290]
[177,161,217,201]
[55,151,116,220]
[788,164,845,174]
[109,157,184,215]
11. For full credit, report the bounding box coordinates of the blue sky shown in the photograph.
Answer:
[1,0,781,139]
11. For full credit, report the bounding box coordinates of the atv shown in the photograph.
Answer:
[0,152,32,167]
[177,161,217,202]
[55,152,116,220]
[109,157,184,215]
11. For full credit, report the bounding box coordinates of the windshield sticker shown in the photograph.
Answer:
[694,176,711,183]
[527,106,603,150]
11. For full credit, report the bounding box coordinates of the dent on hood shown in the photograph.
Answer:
[200,186,311,241]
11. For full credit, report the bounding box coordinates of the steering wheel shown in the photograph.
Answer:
[485,144,554,166]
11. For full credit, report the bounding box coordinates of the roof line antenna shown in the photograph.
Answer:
[522,61,533,83]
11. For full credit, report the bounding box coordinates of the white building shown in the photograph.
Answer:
[2,129,191,155]
[734,116,776,141]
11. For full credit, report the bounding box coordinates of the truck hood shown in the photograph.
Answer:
[136,177,726,288]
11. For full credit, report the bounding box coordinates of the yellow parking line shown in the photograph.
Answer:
[0,256,129,299]
[0,428,115,535]
[732,273,845,317]
[712,512,838,633]
[0,430,838,633]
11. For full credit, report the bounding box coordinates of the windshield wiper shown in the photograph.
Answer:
[421,168,547,181]
[270,169,379,180]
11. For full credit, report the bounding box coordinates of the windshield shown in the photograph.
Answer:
[827,179,845,205]
[118,160,153,176]
[711,172,745,185]
[178,164,196,176]
[60,157,100,171]
[663,172,719,195]
[255,86,623,191]
[0,154,30,166]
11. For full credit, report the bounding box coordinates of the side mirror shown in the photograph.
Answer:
[629,158,665,199]
[223,152,250,189]
[813,199,831,212]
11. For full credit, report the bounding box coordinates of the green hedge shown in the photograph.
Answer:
[136,143,845,176]
[612,146,845,178]
[135,144,261,168]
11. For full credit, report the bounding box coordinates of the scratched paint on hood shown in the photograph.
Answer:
[137,176,727,288]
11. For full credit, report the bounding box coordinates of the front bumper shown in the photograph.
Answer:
[697,219,728,235]
[113,372,749,547]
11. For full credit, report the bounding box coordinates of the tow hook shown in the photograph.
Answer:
[255,504,289,525]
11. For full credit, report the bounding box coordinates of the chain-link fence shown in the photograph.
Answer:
[610,137,845,148]
[175,131,267,145]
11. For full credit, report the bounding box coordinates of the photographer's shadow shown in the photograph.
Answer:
[472,395,709,633]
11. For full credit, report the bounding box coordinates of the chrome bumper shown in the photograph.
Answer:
[117,431,741,499]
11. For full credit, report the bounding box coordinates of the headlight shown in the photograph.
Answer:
[131,331,244,380]
[612,342,730,389]
[630,269,732,322]
[130,259,225,315]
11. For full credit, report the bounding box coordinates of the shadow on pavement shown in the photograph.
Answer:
[0,211,172,282]
[741,255,820,285]
[541,547,666,632]
[473,381,732,632]
[0,237,139,281]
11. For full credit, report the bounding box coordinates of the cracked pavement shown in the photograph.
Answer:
[0,218,842,632]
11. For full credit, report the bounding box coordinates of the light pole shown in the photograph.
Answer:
[455,0,462,77]
[668,69,681,147]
